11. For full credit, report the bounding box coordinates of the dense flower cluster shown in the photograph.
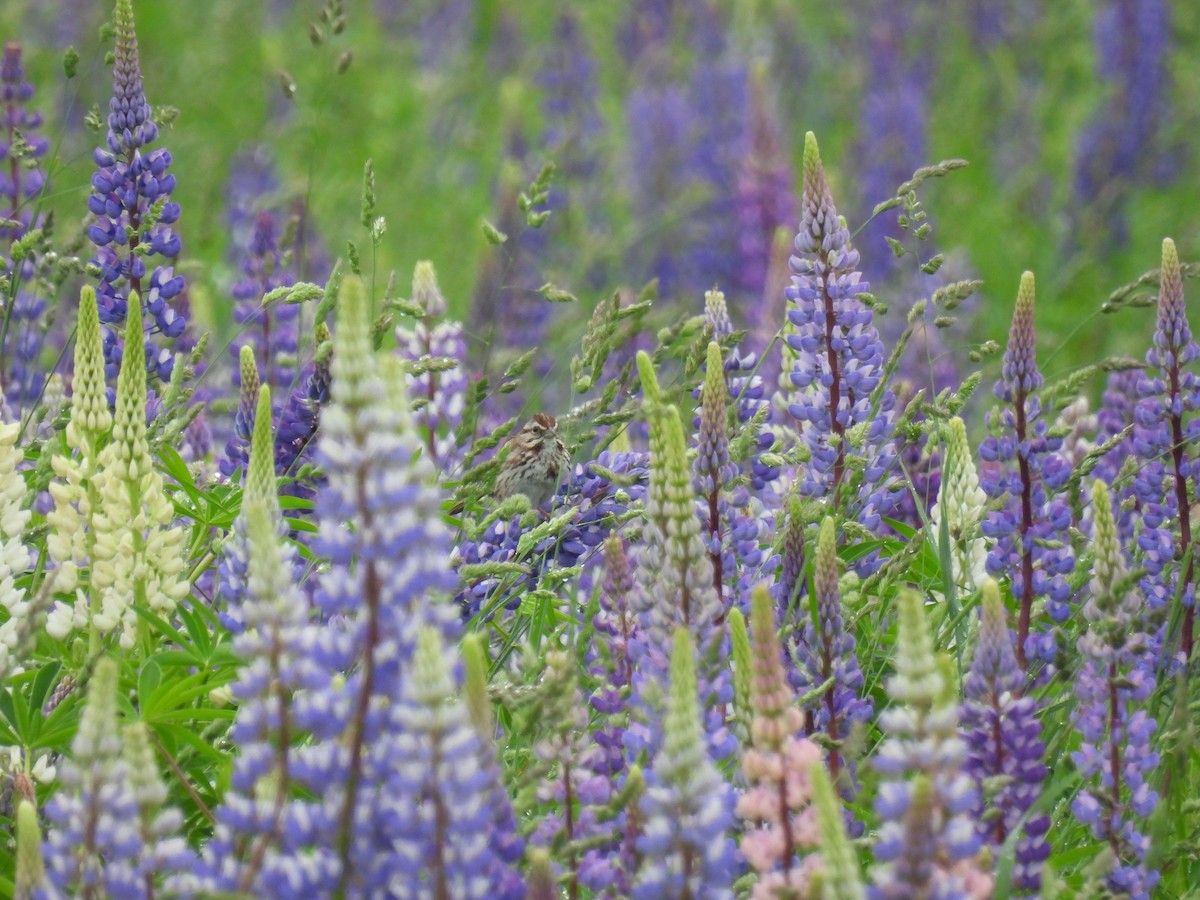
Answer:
[87,0,186,381]
[7,5,1200,898]
[980,272,1074,671]
[961,579,1049,892]
[785,131,899,539]
[1072,480,1160,898]
[1,41,52,411]
[1131,238,1200,662]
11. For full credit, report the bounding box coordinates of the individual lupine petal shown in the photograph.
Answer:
[785,132,898,544]
[797,517,872,782]
[634,628,737,900]
[961,579,1049,892]
[389,627,522,898]
[871,591,989,898]
[89,0,187,381]
[89,295,189,648]
[1072,484,1161,897]
[0,410,34,674]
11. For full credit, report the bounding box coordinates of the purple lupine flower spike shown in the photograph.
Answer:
[980,272,1074,672]
[871,591,991,899]
[796,517,872,794]
[961,579,1049,893]
[1132,238,1200,663]
[1072,480,1161,897]
[1073,0,1171,244]
[230,210,300,406]
[1,42,53,411]
[88,0,187,382]
[785,132,899,543]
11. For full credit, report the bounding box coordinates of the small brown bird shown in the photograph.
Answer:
[493,413,571,508]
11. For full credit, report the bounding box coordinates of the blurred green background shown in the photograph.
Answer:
[4,0,1199,386]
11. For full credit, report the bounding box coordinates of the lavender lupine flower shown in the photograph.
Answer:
[223,146,281,261]
[293,275,464,893]
[229,210,300,405]
[0,406,33,674]
[275,321,331,487]
[1073,0,1171,243]
[931,417,990,597]
[785,132,899,540]
[704,288,780,496]
[735,67,796,309]
[219,344,260,479]
[980,272,1074,671]
[683,27,749,297]
[196,492,338,896]
[1,42,52,411]
[961,579,1049,892]
[214,384,296,633]
[537,11,605,243]
[634,628,737,900]
[737,583,826,897]
[43,657,194,895]
[454,448,648,621]
[461,635,525,897]
[0,41,49,241]
[1132,238,1200,662]
[589,533,640,743]
[695,339,740,608]
[395,261,467,472]
[524,647,619,898]
[625,80,691,299]
[795,517,872,788]
[1093,368,1139,488]
[390,627,523,899]
[855,4,930,282]
[1072,480,1160,898]
[871,590,990,900]
[88,0,187,382]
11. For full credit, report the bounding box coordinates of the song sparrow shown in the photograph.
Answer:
[493,413,570,508]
